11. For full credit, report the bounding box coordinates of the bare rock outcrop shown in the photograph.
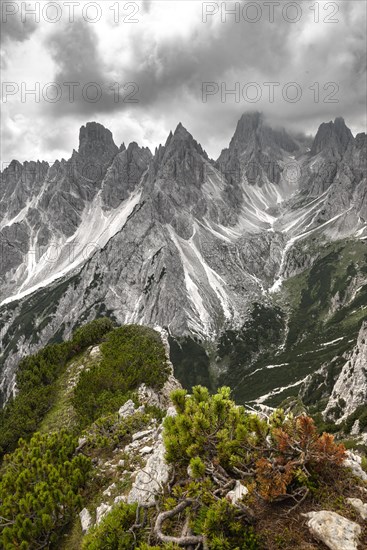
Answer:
[127,435,171,506]
[302,511,361,550]
[324,321,367,423]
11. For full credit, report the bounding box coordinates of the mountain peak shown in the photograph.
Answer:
[222,112,299,163]
[162,123,208,160]
[311,117,353,157]
[238,111,263,124]
[334,116,345,124]
[78,122,118,157]
[173,122,193,139]
[232,112,263,145]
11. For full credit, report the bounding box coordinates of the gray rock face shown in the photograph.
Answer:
[78,122,118,168]
[127,436,171,506]
[0,122,149,304]
[118,399,136,419]
[324,321,367,422]
[0,160,49,222]
[138,375,182,410]
[310,117,353,158]
[302,511,361,550]
[101,142,151,209]
[217,112,301,189]
[0,160,48,297]
[299,119,366,233]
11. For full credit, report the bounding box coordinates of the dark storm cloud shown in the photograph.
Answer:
[3,0,366,161]
[0,12,37,43]
[44,1,366,139]
[43,6,297,120]
[48,20,104,82]
[46,19,120,114]
[0,4,38,68]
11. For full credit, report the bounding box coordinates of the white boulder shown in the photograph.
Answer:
[140,445,153,455]
[344,451,367,482]
[302,510,361,550]
[347,497,367,520]
[118,400,136,419]
[79,508,92,533]
[89,345,101,358]
[226,480,249,504]
[132,428,154,441]
[103,482,116,497]
[96,503,112,525]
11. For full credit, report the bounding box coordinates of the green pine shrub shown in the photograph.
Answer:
[71,318,115,353]
[164,386,346,502]
[0,430,91,549]
[0,318,114,457]
[342,405,367,434]
[192,499,260,550]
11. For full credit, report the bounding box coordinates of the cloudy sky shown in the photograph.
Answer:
[1,0,366,163]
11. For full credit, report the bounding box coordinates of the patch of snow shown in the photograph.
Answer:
[355,225,367,237]
[168,224,233,329]
[1,190,141,307]
[253,376,309,405]
[188,231,232,320]
[248,363,289,378]
[0,203,29,230]
[320,337,345,347]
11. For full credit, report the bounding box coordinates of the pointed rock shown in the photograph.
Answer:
[78,121,118,158]
[101,141,151,209]
[310,117,353,157]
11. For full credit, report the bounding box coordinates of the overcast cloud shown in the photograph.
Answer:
[1,0,366,163]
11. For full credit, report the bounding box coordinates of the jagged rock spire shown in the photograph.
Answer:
[310,117,353,157]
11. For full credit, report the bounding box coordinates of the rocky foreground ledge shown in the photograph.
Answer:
[74,335,367,550]
[79,384,367,549]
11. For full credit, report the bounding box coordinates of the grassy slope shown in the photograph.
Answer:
[39,350,98,434]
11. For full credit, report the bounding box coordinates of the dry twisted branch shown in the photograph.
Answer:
[154,498,203,547]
